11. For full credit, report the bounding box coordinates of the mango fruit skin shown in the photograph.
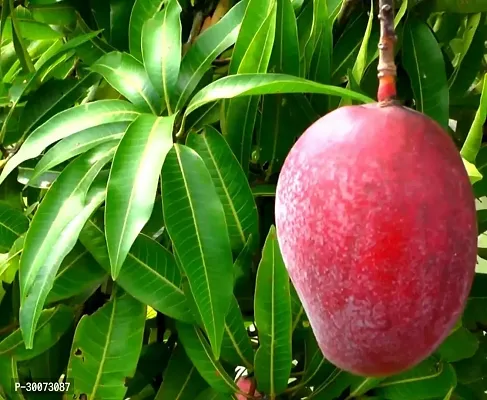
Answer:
[275,103,477,377]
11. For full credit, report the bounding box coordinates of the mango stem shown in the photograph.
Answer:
[377,0,397,103]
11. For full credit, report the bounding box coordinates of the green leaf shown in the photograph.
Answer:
[105,114,175,278]
[463,158,483,184]
[0,99,139,185]
[141,0,182,114]
[310,369,356,400]
[223,0,277,172]
[29,3,77,26]
[220,296,254,370]
[46,243,107,304]
[161,145,234,359]
[80,220,192,322]
[67,292,146,400]
[184,73,373,121]
[302,330,335,387]
[437,325,479,362]
[19,143,115,349]
[402,14,449,129]
[374,358,457,400]
[186,126,259,255]
[448,13,481,92]
[29,121,129,185]
[176,322,239,394]
[0,202,29,252]
[115,234,192,322]
[270,0,300,76]
[0,356,25,400]
[129,0,166,61]
[254,225,292,396]
[301,0,327,77]
[91,52,162,114]
[18,73,101,138]
[172,0,247,111]
[195,388,233,400]
[154,343,208,400]
[0,305,74,361]
[351,0,373,85]
[461,74,487,164]
[427,0,487,13]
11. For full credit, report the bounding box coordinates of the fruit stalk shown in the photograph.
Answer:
[377,0,397,103]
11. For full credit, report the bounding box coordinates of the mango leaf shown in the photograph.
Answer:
[0,202,29,252]
[0,99,139,185]
[448,13,481,91]
[0,305,74,361]
[161,145,234,359]
[301,0,327,76]
[348,376,385,397]
[19,143,115,349]
[302,330,335,387]
[67,292,146,400]
[46,243,107,304]
[154,343,208,400]
[129,0,166,61]
[29,121,129,185]
[461,74,487,164]
[0,31,103,143]
[176,322,239,394]
[115,234,192,322]
[223,0,277,173]
[437,325,479,362]
[184,73,373,120]
[254,225,292,396]
[220,296,254,370]
[172,0,247,111]
[141,0,181,113]
[402,14,449,129]
[105,114,175,278]
[0,356,25,400]
[91,51,162,114]
[463,158,483,184]
[29,3,77,26]
[270,0,299,76]
[18,73,101,138]
[426,0,487,13]
[311,370,356,400]
[79,220,192,322]
[374,358,457,400]
[195,388,233,400]
[186,126,259,255]
[351,0,373,85]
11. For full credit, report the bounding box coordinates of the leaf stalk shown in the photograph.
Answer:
[377,0,397,103]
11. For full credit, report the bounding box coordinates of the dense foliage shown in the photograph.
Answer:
[0,0,486,399]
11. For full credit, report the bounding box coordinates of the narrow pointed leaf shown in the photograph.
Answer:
[29,121,129,185]
[301,0,327,76]
[0,305,74,361]
[0,356,25,400]
[402,14,449,129]
[46,243,107,304]
[224,0,277,172]
[220,296,254,370]
[91,52,162,114]
[19,143,115,348]
[161,144,234,359]
[254,225,292,396]
[105,114,175,279]
[374,358,457,400]
[461,74,487,164]
[0,202,29,252]
[18,73,101,137]
[154,343,208,400]
[184,73,373,118]
[142,0,182,113]
[67,292,146,400]
[172,0,247,111]
[129,0,166,61]
[176,321,239,393]
[0,99,139,185]
[186,126,259,254]
[80,220,192,321]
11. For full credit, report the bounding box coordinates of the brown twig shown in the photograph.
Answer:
[377,0,397,104]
